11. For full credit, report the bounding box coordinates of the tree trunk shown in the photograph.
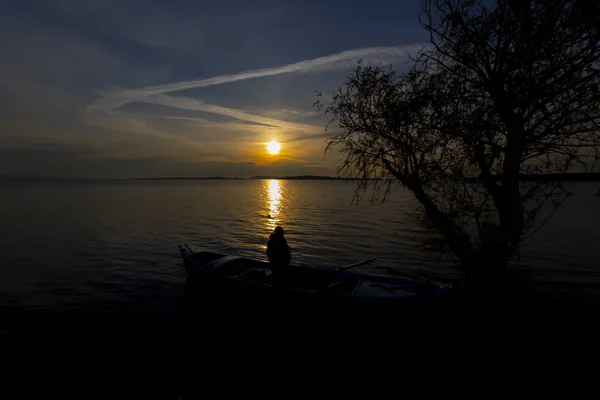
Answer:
[461,245,521,298]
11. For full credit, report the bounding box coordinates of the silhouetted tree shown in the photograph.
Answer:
[315,0,600,281]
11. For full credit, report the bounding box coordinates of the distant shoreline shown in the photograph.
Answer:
[134,175,347,180]
[133,176,245,180]
[2,173,600,182]
[114,172,600,181]
[465,172,600,183]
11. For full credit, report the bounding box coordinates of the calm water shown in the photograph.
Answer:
[1,179,600,314]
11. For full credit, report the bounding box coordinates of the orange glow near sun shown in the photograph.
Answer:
[267,140,281,155]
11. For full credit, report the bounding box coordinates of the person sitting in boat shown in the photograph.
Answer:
[266,226,291,274]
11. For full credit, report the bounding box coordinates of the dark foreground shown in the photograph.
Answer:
[2,277,599,398]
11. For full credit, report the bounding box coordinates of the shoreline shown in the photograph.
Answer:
[3,172,600,181]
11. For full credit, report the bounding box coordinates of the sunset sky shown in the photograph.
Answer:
[1,0,427,178]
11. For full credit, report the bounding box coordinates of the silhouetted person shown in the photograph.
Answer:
[266,226,291,276]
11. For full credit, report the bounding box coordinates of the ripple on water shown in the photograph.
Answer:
[0,179,599,311]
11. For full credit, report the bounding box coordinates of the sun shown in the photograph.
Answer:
[267,140,281,155]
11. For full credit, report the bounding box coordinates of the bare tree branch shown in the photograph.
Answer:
[315,0,600,275]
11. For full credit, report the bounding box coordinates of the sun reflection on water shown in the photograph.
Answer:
[265,179,282,231]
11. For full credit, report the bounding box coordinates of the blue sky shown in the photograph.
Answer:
[1,0,427,178]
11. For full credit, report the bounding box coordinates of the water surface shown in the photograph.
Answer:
[1,179,599,314]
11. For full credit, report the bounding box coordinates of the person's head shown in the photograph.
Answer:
[273,226,284,236]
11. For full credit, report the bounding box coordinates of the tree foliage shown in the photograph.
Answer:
[315,0,600,274]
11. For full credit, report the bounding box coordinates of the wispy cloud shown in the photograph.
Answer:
[90,44,426,119]
[283,131,333,143]
[135,94,321,132]
[83,43,425,164]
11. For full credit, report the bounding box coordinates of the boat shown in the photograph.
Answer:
[178,245,455,307]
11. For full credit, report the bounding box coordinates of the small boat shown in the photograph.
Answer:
[178,245,455,306]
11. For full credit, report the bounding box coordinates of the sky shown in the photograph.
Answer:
[0,0,428,178]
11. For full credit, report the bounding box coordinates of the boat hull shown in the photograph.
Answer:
[177,247,457,315]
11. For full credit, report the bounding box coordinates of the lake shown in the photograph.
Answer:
[2,178,599,392]
[1,178,600,316]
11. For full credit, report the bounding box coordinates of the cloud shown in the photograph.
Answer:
[89,43,426,112]
[88,44,425,144]
[134,94,320,132]
[135,114,259,127]
[283,131,333,143]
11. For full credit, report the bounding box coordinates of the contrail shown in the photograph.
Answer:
[137,94,321,131]
[91,43,426,111]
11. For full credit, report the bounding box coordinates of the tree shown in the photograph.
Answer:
[315,0,600,282]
